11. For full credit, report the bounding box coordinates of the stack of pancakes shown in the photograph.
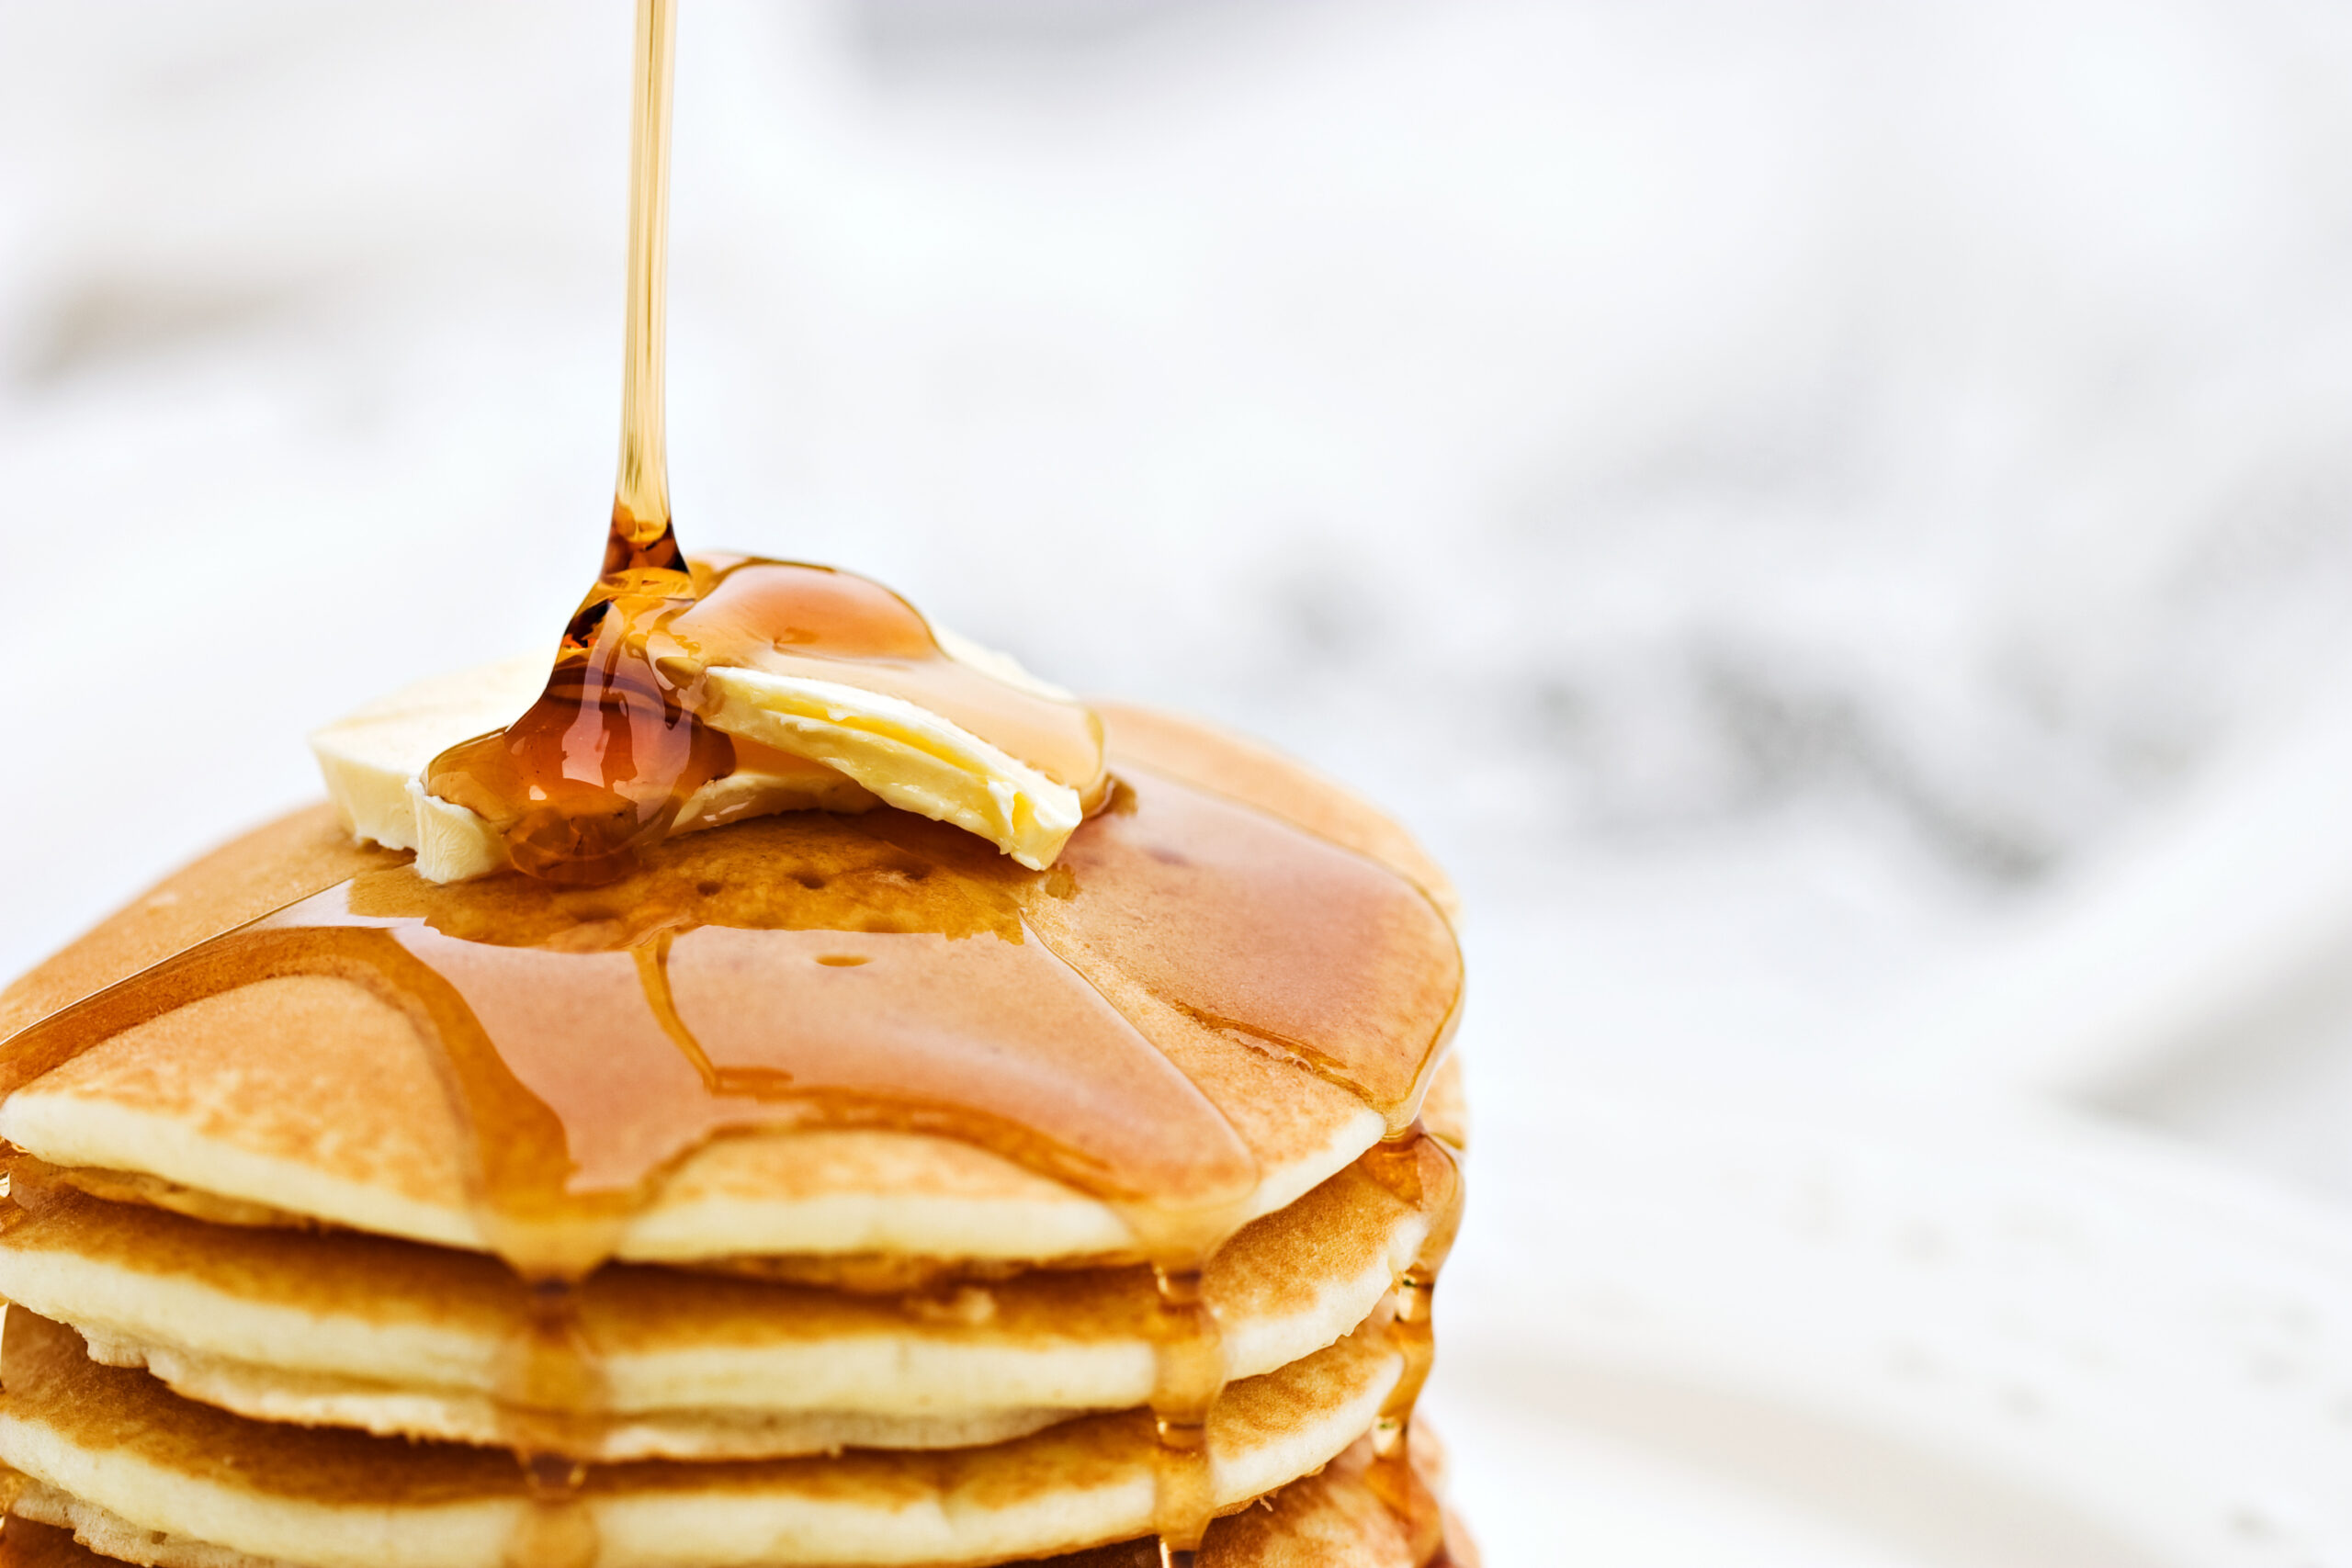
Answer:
[0,706,1470,1568]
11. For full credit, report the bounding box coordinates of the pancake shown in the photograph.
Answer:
[0,709,1461,1271]
[0,1142,1456,1461]
[0,1309,1400,1568]
[1,1426,1471,1568]
[0,702,1472,1567]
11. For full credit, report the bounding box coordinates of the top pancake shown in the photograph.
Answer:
[0,705,1461,1268]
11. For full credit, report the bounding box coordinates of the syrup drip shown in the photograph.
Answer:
[509,1446,595,1568]
[1360,1124,1464,1568]
[506,1337,597,1568]
[1147,1264,1224,1568]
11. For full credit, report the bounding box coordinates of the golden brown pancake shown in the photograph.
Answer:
[0,1143,1456,1461]
[0,711,1462,1271]
[0,705,1472,1568]
[2,1425,1474,1568]
[0,1309,1400,1568]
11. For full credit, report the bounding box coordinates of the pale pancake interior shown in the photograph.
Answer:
[0,1147,1449,1461]
[3,1417,1464,1568]
[0,1309,1401,1568]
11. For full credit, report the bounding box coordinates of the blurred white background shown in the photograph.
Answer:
[8,3,2352,1562]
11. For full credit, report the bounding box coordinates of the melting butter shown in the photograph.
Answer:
[311,564,1102,880]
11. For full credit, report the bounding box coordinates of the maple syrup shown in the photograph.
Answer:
[419,2,1103,893]
[0,761,1460,1558]
[425,0,714,893]
[1146,1263,1222,1568]
[1360,1124,1464,1568]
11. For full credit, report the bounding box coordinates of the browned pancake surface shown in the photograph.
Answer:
[1,1154,1424,1357]
[0,1310,1391,1515]
[0,711,1461,1265]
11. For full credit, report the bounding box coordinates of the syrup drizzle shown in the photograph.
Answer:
[0,761,1461,1562]
[1361,1124,1464,1568]
[502,1272,601,1568]
[1147,1263,1223,1568]
[426,0,717,893]
[419,0,1103,895]
[664,553,1108,798]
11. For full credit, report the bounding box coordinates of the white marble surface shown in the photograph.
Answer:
[8,2,2352,1562]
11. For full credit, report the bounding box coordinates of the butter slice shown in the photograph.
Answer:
[311,654,549,855]
[310,637,1086,882]
[700,667,1082,873]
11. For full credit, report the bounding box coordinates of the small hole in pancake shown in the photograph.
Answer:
[814,953,870,967]
[796,873,827,890]
[696,879,722,897]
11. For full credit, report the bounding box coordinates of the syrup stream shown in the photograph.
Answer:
[425,0,718,892]
[422,0,1106,895]
[503,0,675,1553]
[612,0,673,560]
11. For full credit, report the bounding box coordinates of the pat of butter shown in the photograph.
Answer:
[310,637,1088,882]
[310,654,547,861]
[697,667,1080,875]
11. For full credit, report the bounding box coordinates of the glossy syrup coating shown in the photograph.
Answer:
[425,0,706,892]
[424,522,722,886]
[0,747,1463,1567]
[0,770,1451,1278]
[425,553,1109,889]
[420,0,1098,894]
[672,555,1109,795]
